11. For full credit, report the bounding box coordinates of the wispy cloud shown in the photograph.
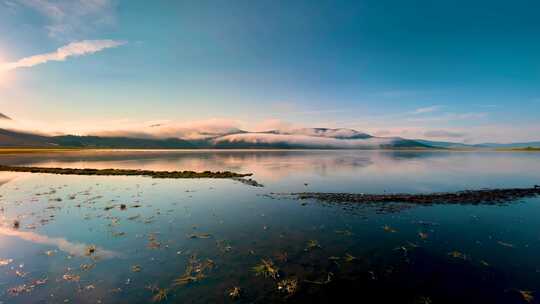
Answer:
[14,0,117,39]
[86,118,244,140]
[410,105,442,115]
[0,40,125,71]
[407,112,487,123]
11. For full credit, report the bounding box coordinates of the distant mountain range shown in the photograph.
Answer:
[1,127,539,149]
[0,127,433,149]
[414,139,540,149]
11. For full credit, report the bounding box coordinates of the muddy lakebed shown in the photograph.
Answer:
[0,150,540,303]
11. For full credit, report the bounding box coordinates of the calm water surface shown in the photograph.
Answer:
[0,150,539,303]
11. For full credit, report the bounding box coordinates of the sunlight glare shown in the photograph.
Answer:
[0,53,13,87]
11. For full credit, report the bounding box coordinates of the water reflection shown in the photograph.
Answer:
[2,150,540,189]
[0,151,539,303]
[0,227,118,258]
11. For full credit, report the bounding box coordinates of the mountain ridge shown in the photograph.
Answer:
[0,128,431,149]
[0,127,539,150]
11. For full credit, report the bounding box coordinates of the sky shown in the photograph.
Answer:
[0,0,539,143]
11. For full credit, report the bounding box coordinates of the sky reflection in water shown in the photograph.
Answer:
[0,150,539,303]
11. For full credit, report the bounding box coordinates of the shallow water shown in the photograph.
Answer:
[0,150,539,303]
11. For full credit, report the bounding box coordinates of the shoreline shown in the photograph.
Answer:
[1,147,539,154]
[0,164,252,179]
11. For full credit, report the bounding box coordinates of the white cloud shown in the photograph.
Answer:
[214,133,396,148]
[407,112,487,123]
[0,40,125,71]
[15,0,116,39]
[411,105,441,115]
[85,118,245,140]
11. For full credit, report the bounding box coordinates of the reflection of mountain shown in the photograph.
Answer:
[0,150,454,181]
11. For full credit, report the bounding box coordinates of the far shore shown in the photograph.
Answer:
[0,147,539,154]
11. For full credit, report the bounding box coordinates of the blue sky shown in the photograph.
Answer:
[0,0,539,143]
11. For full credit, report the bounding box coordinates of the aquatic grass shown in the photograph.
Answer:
[252,258,280,280]
[277,277,299,297]
[227,286,242,299]
[172,254,214,287]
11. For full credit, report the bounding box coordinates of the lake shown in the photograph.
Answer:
[0,150,539,303]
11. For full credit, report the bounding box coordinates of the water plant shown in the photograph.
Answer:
[277,278,298,297]
[343,253,356,263]
[252,258,280,280]
[228,286,242,300]
[383,225,397,233]
[305,240,321,251]
[448,251,469,260]
[518,290,534,303]
[85,245,96,256]
[173,255,214,287]
[151,288,168,302]
[187,233,212,239]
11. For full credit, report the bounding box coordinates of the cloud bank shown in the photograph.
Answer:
[214,133,396,148]
[0,40,125,71]
[89,118,244,140]
[1,112,539,145]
